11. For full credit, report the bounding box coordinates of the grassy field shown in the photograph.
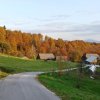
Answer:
[39,70,100,100]
[0,55,79,73]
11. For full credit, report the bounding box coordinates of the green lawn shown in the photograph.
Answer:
[0,55,79,73]
[39,70,100,100]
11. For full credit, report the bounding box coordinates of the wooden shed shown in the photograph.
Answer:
[37,53,55,60]
[56,56,68,61]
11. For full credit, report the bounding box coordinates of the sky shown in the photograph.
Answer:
[0,0,100,41]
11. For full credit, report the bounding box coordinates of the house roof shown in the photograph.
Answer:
[86,54,99,63]
[38,53,55,60]
[86,54,99,58]
[86,56,97,63]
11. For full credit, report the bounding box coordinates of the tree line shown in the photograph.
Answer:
[0,26,100,61]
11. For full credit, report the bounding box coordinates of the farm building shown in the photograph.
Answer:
[86,54,99,58]
[56,56,68,61]
[86,54,99,63]
[37,53,55,60]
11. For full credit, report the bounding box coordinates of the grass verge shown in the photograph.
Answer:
[0,71,8,79]
[38,70,100,100]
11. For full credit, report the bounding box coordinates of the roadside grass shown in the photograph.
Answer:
[0,55,79,73]
[0,71,8,79]
[38,70,100,100]
[97,67,100,72]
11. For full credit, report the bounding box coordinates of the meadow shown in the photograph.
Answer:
[0,54,100,100]
[39,70,100,100]
[0,55,79,73]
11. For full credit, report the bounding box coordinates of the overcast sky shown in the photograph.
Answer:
[0,0,100,41]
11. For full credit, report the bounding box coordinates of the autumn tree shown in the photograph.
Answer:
[0,26,6,42]
[0,25,99,59]
[0,42,10,53]
[69,50,83,62]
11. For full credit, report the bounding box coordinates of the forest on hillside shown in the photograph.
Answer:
[0,26,100,61]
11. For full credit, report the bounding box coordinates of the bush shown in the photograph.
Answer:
[0,66,15,73]
[0,71,8,78]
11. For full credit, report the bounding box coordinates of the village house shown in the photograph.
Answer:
[86,54,99,64]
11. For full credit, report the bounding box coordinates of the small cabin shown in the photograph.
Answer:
[56,56,68,61]
[37,53,55,60]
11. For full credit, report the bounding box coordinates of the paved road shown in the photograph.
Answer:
[0,72,60,100]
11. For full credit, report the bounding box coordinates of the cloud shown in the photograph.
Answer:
[0,14,71,29]
[36,21,74,32]
[0,17,100,41]
[26,21,100,41]
[73,23,100,35]
[35,21,100,34]
[0,18,36,30]
[76,10,94,15]
[32,14,70,22]
[52,14,70,19]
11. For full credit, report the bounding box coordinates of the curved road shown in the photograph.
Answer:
[0,72,60,100]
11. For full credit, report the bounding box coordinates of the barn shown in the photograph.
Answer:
[56,56,68,61]
[37,53,55,60]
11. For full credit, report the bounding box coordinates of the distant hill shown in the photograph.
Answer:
[85,39,100,43]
